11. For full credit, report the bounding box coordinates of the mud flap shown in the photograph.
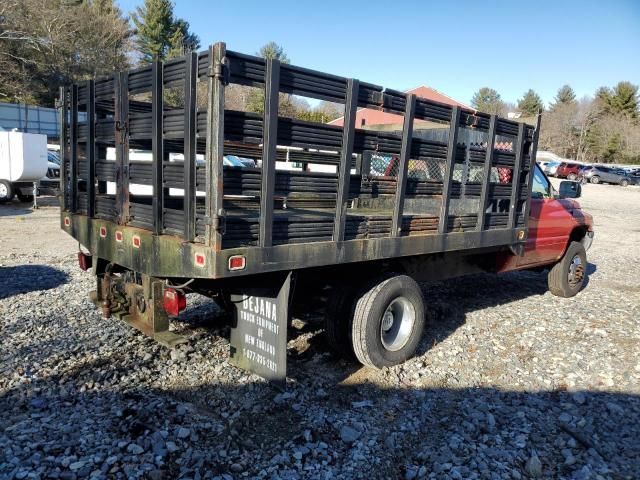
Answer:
[229,272,292,386]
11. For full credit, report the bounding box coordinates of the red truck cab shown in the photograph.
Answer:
[498,165,594,296]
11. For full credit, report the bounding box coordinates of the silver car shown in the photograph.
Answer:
[582,165,636,186]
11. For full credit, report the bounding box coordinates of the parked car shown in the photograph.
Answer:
[39,150,62,196]
[555,161,583,180]
[543,160,560,177]
[582,165,636,186]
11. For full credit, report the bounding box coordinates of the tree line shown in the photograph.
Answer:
[1,0,637,163]
[0,0,341,122]
[471,83,640,164]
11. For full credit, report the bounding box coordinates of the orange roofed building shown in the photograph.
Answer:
[328,86,472,129]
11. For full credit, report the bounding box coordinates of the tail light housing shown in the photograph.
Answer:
[77,252,92,271]
[163,288,186,317]
[228,255,246,271]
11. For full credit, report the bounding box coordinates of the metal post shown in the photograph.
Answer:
[114,72,130,225]
[87,79,96,218]
[438,106,461,234]
[58,86,68,211]
[521,114,542,225]
[151,61,164,235]
[205,43,227,249]
[70,84,78,213]
[460,143,470,198]
[183,52,198,242]
[476,115,497,231]
[508,123,526,229]
[391,94,416,237]
[333,79,359,242]
[259,58,280,248]
[361,151,372,176]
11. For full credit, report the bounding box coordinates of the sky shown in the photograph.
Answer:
[118,0,640,107]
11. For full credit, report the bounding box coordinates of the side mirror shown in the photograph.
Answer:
[559,180,581,199]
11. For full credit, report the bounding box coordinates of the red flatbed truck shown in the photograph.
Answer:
[58,42,593,383]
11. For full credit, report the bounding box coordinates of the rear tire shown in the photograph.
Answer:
[620,179,629,187]
[351,274,425,368]
[567,173,577,181]
[590,176,600,184]
[0,180,14,203]
[17,193,34,203]
[324,284,356,359]
[548,241,587,298]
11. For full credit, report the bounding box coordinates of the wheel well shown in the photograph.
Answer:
[569,226,588,247]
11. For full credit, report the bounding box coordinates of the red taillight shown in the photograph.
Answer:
[77,252,92,271]
[228,255,246,271]
[163,288,186,317]
[194,252,206,267]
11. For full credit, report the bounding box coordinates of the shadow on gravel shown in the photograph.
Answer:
[0,357,638,479]
[412,267,597,357]
[0,264,69,300]
[0,204,34,217]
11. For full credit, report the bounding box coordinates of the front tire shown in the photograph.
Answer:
[0,180,14,203]
[351,274,425,368]
[548,241,587,298]
[567,173,577,181]
[620,179,629,187]
[590,176,600,184]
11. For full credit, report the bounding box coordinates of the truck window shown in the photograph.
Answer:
[531,165,551,199]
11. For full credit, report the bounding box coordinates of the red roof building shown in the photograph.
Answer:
[328,86,472,128]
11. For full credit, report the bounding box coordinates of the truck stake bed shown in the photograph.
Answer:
[59,42,542,382]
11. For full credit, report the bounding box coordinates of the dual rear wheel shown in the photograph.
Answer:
[325,274,425,368]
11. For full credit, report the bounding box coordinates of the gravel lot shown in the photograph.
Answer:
[1,183,639,480]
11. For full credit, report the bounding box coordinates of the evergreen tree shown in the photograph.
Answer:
[132,0,174,63]
[609,81,639,118]
[170,18,200,54]
[247,42,291,114]
[550,85,577,110]
[517,89,544,115]
[470,87,505,115]
[258,42,290,63]
[132,0,199,64]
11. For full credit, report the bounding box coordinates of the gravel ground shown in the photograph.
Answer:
[1,184,639,480]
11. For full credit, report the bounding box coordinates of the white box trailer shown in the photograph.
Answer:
[0,130,48,202]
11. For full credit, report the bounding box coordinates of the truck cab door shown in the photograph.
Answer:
[518,166,575,267]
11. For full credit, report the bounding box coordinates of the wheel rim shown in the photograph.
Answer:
[567,254,585,288]
[380,296,415,352]
[0,184,7,198]
[591,177,599,184]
